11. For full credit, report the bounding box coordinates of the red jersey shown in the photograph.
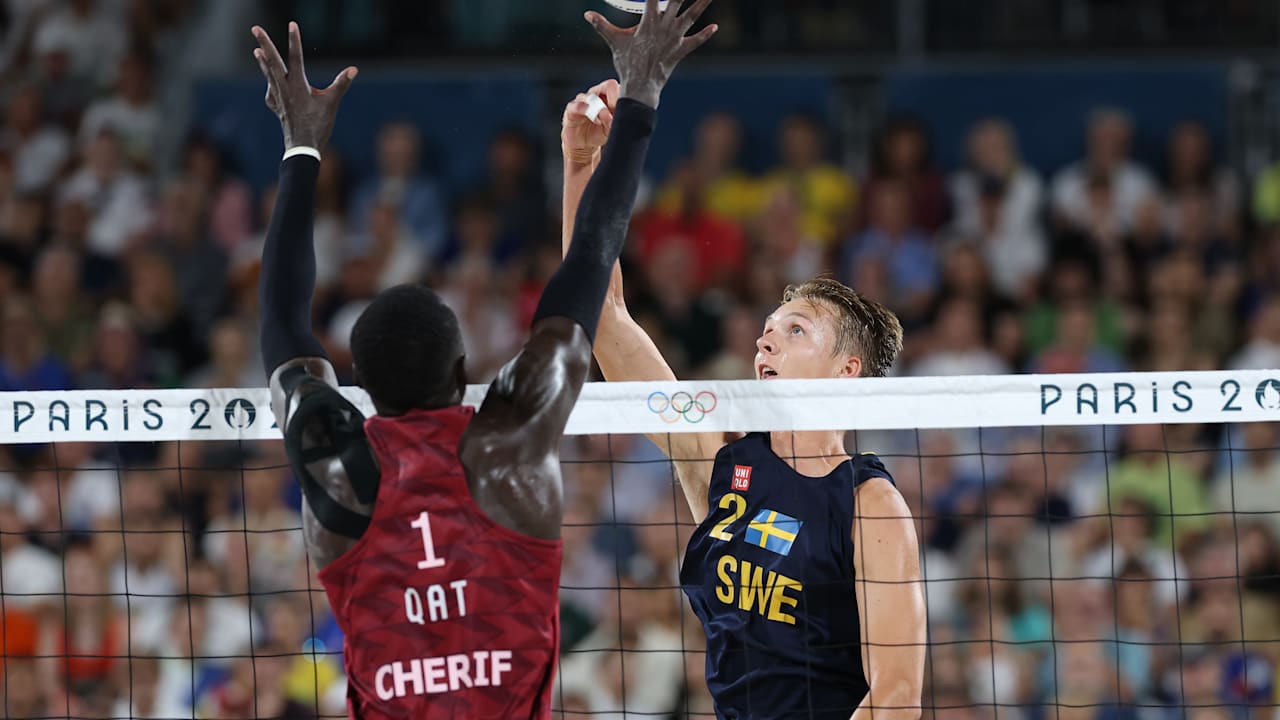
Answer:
[316,405,563,720]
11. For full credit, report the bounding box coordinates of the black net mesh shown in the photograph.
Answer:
[0,419,1277,719]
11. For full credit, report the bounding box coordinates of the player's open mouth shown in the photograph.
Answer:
[759,366,779,379]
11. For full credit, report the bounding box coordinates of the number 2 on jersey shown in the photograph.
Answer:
[411,511,446,569]
[710,493,747,542]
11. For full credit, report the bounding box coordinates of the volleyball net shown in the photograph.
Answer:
[0,369,1277,718]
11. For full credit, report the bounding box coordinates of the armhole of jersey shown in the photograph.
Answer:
[852,452,894,489]
[282,371,381,540]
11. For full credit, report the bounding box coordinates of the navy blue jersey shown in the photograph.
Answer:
[680,433,894,720]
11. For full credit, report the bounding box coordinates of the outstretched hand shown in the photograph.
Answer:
[585,0,716,108]
[562,78,621,165]
[252,22,357,151]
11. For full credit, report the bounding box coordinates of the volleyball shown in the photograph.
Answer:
[602,0,671,13]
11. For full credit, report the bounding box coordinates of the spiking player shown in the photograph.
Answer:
[562,82,927,719]
[250,5,715,718]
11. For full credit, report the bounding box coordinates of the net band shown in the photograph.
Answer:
[0,369,1276,443]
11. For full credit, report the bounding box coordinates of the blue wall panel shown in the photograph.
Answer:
[883,63,1229,177]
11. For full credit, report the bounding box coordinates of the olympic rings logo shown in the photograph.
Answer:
[647,391,718,424]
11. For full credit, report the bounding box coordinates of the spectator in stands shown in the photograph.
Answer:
[558,581,685,718]
[31,0,127,87]
[261,595,342,712]
[150,179,229,338]
[0,187,49,268]
[2,658,49,718]
[954,553,1035,719]
[311,149,350,291]
[355,200,427,291]
[0,84,70,195]
[41,542,125,716]
[1250,157,1280,226]
[1028,300,1126,374]
[927,243,1024,366]
[559,496,612,642]
[205,465,304,598]
[79,301,152,389]
[475,127,547,256]
[839,178,938,328]
[31,244,93,372]
[1050,108,1156,236]
[178,133,253,255]
[1168,648,1227,712]
[59,129,151,260]
[184,557,256,678]
[188,317,259,389]
[753,184,825,285]
[1212,422,1280,543]
[125,252,204,383]
[57,441,120,533]
[947,118,1046,300]
[911,296,1009,377]
[700,300,760,380]
[761,112,857,247]
[1051,640,1138,720]
[631,239,724,373]
[111,652,177,720]
[655,111,761,223]
[636,159,747,292]
[1043,580,1148,709]
[350,121,446,260]
[78,48,158,170]
[1164,120,1239,240]
[1136,301,1216,372]
[1079,496,1187,610]
[0,294,74,390]
[101,472,179,628]
[1024,257,1126,358]
[1103,424,1210,550]
[1168,189,1234,276]
[0,486,61,664]
[861,115,948,234]
[1229,295,1280,370]
[1119,194,1167,300]
[436,254,520,383]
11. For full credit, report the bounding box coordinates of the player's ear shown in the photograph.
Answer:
[837,355,862,379]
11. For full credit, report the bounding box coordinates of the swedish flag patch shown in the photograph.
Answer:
[745,509,803,556]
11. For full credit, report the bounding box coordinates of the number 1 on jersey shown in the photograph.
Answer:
[411,511,446,569]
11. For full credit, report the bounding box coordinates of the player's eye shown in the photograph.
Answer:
[790,325,803,336]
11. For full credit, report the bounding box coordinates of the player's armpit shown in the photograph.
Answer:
[851,478,926,720]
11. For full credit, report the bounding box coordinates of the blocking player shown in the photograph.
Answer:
[561,84,926,718]
[251,4,715,718]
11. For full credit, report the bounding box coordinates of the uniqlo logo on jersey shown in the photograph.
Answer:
[732,465,752,492]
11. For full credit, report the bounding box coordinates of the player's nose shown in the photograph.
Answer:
[756,332,775,355]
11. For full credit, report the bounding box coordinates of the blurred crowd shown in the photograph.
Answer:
[0,2,1278,719]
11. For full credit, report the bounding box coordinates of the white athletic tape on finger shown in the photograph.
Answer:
[585,94,607,123]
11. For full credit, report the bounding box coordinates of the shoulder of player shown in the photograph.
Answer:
[852,476,908,519]
[268,357,342,433]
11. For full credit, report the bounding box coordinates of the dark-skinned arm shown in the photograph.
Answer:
[460,0,717,539]
[252,22,371,570]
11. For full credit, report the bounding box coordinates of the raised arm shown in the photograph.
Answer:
[852,479,926,720]
[252,23,372,569]
[464,0,719,529]
[559,2,724,519]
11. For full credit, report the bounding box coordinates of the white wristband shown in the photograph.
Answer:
[283,146,321,162]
